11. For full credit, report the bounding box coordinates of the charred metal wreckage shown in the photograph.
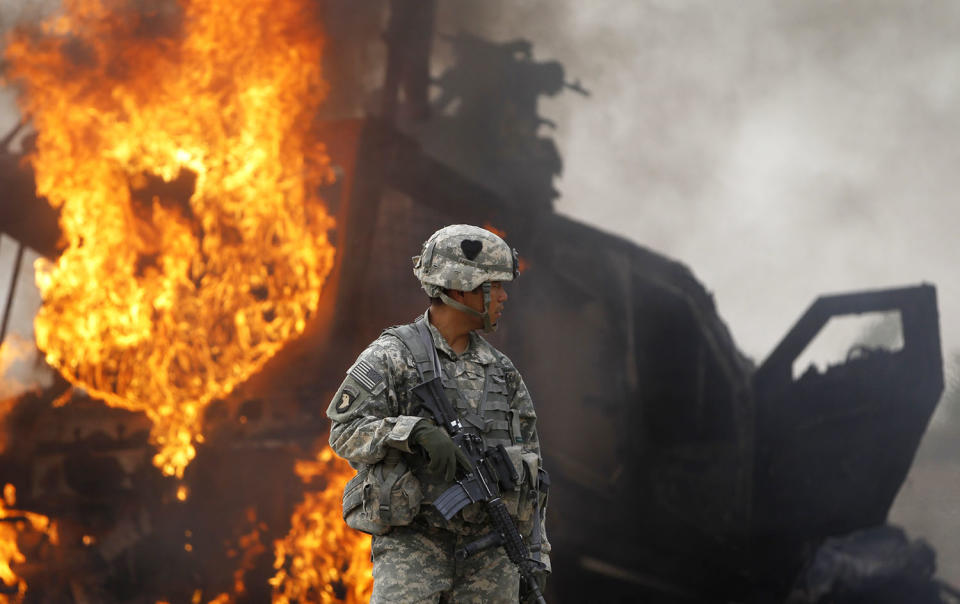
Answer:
[0,3,951,603]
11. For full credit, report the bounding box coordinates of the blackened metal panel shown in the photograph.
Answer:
[752,285,944,589]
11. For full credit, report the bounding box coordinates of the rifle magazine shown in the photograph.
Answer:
[432,483,473,520]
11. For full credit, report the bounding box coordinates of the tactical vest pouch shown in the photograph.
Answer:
[342,454,423,536]
[342,467,387,535]
[498,445,524,516]
[517,451,540,528]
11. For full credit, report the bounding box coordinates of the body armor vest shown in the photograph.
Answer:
[342,315,539,537]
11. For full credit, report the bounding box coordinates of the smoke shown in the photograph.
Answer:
[438,0,960,586]
[439,0,960,364]
[0,236,53,398]
[1,1,57,150]
[0,0,57,33]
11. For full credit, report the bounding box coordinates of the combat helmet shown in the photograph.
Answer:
[412,224,519,332]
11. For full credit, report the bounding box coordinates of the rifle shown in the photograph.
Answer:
[412,376,547,604]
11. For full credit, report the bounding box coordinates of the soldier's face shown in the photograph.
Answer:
[460,281,508,327]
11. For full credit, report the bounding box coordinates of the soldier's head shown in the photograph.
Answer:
[412,224,519,332]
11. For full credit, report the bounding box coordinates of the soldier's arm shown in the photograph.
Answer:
[508,366,552,571]
[326,337,426,465]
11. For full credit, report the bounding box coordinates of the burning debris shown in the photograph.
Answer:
[0,0,373,601]
[4,0,336,478]
[0,484,55,602]
[270,447,373,604]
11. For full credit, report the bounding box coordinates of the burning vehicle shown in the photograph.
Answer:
[0,1,949,602]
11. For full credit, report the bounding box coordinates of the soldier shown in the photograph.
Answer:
[327,224,550,603]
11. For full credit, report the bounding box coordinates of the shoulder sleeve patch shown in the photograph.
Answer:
[326,377,372,422]
[348,358,386,394]
[336,386,358,413]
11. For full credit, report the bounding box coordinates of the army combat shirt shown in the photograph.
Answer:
[327,310,550,566]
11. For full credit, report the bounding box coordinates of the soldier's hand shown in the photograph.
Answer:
[410,421,468,481]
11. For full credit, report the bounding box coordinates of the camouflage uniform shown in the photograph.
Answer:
[328,312,550,603]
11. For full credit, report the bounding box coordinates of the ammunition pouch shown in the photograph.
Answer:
[529,466,551,565]
[517,450,543,533]
[469,445,540,533]
[342,450,423,536]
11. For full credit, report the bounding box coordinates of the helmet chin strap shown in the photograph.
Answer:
[438,283,497,333]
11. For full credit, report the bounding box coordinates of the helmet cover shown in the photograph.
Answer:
[412,224,518,298]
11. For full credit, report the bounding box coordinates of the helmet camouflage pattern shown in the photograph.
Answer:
[412,224,519,331]
[413,224,518,297]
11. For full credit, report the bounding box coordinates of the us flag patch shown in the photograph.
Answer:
[348,359,384,392]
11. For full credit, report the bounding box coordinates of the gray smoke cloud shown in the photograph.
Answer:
[439,0,960,585]
[443,0,960,362]
[0,0,60,145]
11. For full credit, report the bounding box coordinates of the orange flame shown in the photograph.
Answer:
[0,334,34,400]
[0,484,54,603]
[225,507,266,598]
[482,223,529,273]
[4,0,335,477]
[271,447,373,604]
[482,223,508,239]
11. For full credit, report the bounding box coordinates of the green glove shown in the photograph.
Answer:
[410,421,471,482]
